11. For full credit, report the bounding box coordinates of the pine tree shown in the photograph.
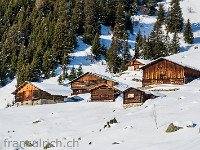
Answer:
[135,29,143,59]
[57,75,63,85]
[69,65,77,81]
[17,44,26,73]
[169,32,180,55]
[115,3,126,31]
[51,67,56,77]
[91,33,101,60]
[9,48,17,79]
[72,0,85,35]
[183,19,194,44]
[77,64,84,77]
[83,0,100,45]
[157,4,165,25]
[122,40,131,65]
[127,10,133,34]
[165,0,184,33]
[149,21,167,59]
[42,50,51,79]
[120,60,126,72]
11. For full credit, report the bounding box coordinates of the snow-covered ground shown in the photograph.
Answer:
[0,0,200,149]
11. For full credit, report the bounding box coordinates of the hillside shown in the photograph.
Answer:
[0,0,200,149]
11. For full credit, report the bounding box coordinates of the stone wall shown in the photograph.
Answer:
[123,103,142,109]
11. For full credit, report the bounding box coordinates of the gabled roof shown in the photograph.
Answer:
[12,81,72,97]
[140,57,200,72]
[88,82,129,92]
[88,83,121,92]
[68,72,118,84]
[126,59,151,67]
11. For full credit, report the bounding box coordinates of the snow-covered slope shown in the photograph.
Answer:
[0,0,200,149]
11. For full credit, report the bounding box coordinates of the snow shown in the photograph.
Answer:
[24,81,72,97]
[1,0,200,149]
[136,59,151,65]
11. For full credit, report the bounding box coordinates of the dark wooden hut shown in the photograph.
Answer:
[126,59,151,71]
[123,87,155,106]
[141,58,200,87]
[12,81,71,106]
[88,84,121,102]
[69,72,118,95]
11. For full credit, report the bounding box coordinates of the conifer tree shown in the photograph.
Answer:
[169,32,180,55]
[69,65,77,81]
[91,33,101,60]
[17,44,25,73]
[135,29,143,59]
[42,50,51,79]
[72,0,85,35]
[165,0,184,33]
[9,49,17,79]
[183,19,194,44]
[115,3,126,32]
[157,4,165,25]
[127,10,133,34]
[83,0,100,45]
[120,60,126,72]
[51,67,56,77]
[57,75,63,85]
[149,21,167,59]
[77,64,84,77]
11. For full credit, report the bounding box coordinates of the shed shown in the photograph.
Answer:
[123,87,155,108]
[88,84,122,102]
[12,81,72,106]
[141,58,200,87]
[126,59,151,71]
[69,72,119,95]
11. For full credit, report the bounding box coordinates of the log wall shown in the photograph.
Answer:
[142,59,185,87]
[91,85,116,102]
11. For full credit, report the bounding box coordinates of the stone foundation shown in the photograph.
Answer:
[123,103,142,109]
[15,99,63,106]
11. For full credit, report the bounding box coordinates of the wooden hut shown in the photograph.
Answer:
[69,72,119,95]
[123,87,155,108]
[141,58,200,87]
[12,81,72,106]
[88,84,121,102]
[126,59,151,71]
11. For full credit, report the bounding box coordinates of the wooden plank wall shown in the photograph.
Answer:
[184,67,200,84]
[91,86,115,102]
[142,59,185,87]
[123,88,153,104]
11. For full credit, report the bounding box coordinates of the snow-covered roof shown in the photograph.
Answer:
[13,81,72,97]
[113,82,130,91]
[69,72,118,84]
[136,59,151,65]
[141,57,200,72]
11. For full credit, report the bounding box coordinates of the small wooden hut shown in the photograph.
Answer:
[88,84,121,102]
[123,87,155,108]
[12,81,72,106]
[126,59,151,71]
[141,58,200,87]
[69,72,119,95]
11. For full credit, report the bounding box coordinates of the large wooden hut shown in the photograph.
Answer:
[88,84,121,102]
[12,81,72,106]
[123,87,155,108]
[126,59,151,71]
[141,58,200,87]
[69,72,119,95]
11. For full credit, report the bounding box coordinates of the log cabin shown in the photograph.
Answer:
[88,84,122,102]
[12,81,72,106]
[69,72,119,95]
[126,59,151,71]
[123,87,155,108]
[141,58,200,87]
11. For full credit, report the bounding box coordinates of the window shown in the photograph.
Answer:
[128,94,134,98]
